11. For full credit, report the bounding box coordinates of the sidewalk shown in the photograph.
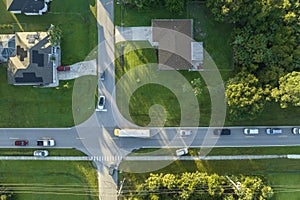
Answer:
[125,154,288,161]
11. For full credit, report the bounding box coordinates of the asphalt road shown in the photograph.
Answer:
[1,0,299,200]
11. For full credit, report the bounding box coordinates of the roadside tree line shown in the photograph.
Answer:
[123,171,273,200]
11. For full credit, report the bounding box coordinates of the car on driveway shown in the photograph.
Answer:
[57,66,70,71]
[213,129,231,135]
[15,140,28,146]
[98,96,106,110]
[266,128,282,134]
[243,128,259,135]
[292,127,300,134]
[34,150,49,157]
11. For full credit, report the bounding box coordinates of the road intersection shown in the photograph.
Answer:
[0,0,299,199]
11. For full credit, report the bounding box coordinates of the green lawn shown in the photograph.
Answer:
[114,2,300,127]
[0,160,98,200]
[0,0,98,127]
[114,2,186,27]
[131,146,300,156]
[120,146,300,199]
[0,148,86,156]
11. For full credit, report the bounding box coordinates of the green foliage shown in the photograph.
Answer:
[233,26,273,67]
[271,72,300,108]
[133,172,273,200]
[0,186,14,200]
[124,0,163,10]
[48,24,62,47]
[208,0,300,85]
[226,72,267,121]
[191,78,202,97]
[165,0,185,13]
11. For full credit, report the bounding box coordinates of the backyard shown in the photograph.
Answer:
[114,1,300,127]
[0,0,98,127]
[120,146,300,199]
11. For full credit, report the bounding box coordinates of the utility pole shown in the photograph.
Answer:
[117,178,126,197]
[225,175,241,191]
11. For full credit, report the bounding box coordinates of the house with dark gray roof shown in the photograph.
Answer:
[6,0,52,15]
[7,32,59,86]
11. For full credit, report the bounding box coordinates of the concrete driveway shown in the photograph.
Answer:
[58,59,97,80]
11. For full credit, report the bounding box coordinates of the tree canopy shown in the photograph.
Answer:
[271,72,300,108]
[226,72,268,121]
[129,172,273,200]
[206,0,300,120]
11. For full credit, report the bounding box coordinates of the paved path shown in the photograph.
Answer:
[125,154,288,161]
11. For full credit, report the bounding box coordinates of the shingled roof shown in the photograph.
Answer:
[152,19,193,70]
[7,32,54,85]
[6,0,48,15]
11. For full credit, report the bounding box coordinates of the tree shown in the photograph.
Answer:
[133,172,273,199]
[226,72,267,121]
[165,0,185,13]
[271,72,300,108]
[191,78,202,97]
[48,24,62,47]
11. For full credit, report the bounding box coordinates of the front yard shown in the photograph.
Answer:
[0,0,97,127]
[114,1,300,127]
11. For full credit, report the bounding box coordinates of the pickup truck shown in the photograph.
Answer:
[37,139,55,147]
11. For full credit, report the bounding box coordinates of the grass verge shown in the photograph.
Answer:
[0,148,86,156]
[0,160,98,200]
[120,146,300,199]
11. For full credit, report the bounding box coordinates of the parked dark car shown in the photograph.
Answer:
[57,66,70,71]
[100,71,105,81]
[15,140,28,146]
[213,129,231,135]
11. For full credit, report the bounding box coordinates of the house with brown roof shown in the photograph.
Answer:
[152,19,203,70]
[115,19,204,70]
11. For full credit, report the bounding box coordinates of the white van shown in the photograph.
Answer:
[243,128,259,135]
[176,148,188,156]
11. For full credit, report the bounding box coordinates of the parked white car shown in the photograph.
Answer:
[34,150,49,157]
[179,130,192,136]
[292,127,300,134]
[243,128,259,135]
[176,148,188,156]
[97,96,105,110]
